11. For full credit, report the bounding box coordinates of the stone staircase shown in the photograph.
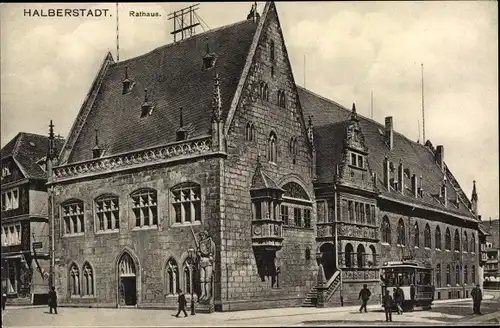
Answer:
[302,270,341,307]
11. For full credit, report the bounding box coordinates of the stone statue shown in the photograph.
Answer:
[197,231,215,302]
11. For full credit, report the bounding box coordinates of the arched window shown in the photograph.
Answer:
[246,123,252,141]
[424,223,431,248]
[183,259,195,295]
[131,189,158,227]
[82,262,94,296]
[471,233,476,253]
[397,218,406,246]
[95,194,119,231]
[445,228,451,250]
[464,265,468,285]
[357,244,366,268]
[472,265,476,284]
[436,264,441,287]
[446,264,451,285]
[263,84,269,101]
[369,245,376,267]
[166,258,179,295]
[414,223,420,247]
[69,263,80,296]
[435,226,442,250]
[463,231,468,252]
[251,124,256,142]
[62,199,85,235]
[381,216,391,244]
[268,132,277,163]
[171,182,202,224]
[454,230,460,252]
[455,264,460,285]
[345,243,354,268]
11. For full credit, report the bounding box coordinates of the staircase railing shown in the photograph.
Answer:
[324,270,341,302]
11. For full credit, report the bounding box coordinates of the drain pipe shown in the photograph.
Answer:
[333,182,343,306]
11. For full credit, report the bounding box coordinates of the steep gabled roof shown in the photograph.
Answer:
[67,19,258,164]
[298,86,476,219]
[1,133,65,180]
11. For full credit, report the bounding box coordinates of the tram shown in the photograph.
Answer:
[380,261,434,310]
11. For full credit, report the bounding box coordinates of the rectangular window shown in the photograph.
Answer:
[341,199,348,222]
[328,201,335,223]
[360,203,365,224]
[358,155,364,168]
[365,204,371,225]
[354,202,359,222]
[1,224,21,246]
[280,205,289,225]
[351,153,357,166]
[348,201,354,222]
[304,209,311,228]
[96,197,119,231]
[294,208,302,226]
[1,188,19,211]
[132,190,158,227]
[371,205,376,225]
[171,185,201,224]
[62,201,85,235]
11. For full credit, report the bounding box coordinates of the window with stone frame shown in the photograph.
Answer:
[472,265,476,284]
[350,152,365,169]
[454,229,460,252]
[1,224,21,246]
[345,243,354,268]
[445,227,451,250]
[183,259,195,295]
[365,204,371,225]
[131,189,158,227]
[280,205,289,225]
[455,264,460,285]
[424,223,431,248]
[446,264,451,285]
[277,90,286,108]
[303,208,311,228]
[82,262,94,297]
[95,195,119,232]
[435,226,442,249]
[172,183,201,225]
[268,131,277,163]
[246,122,256,142]
[348,201,354,222]
[259,81,269,101]
[414,222,420,247]
[463,231,468,252]
[436,264,441,287]
[381,216,391,244]
[294,207,302,227]
[166,258,179,295]
[471,233,475,253]
[1,188,19,211]
[359,203,365,224]
[341,199,348,221]
[62,200,85,235]
[397,218,406,246]
[69,263,80,296]
[464,265,468,285]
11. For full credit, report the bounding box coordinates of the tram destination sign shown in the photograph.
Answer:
[32,242,43,249]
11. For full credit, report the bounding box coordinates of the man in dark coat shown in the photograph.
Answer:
[175,289,188,318]
[48,286,58,314]
[358,284,372,313]
[471,284,483,315]
[382,290,393,322]
[393,286,404,314]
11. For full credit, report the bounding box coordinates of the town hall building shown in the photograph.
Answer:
[46,2,482,312]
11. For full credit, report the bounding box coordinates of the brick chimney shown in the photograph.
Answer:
[411,174,418,197]
[385,117,394,150]
[398,160,404,194]
[435,145,444,171]
[383,157,390,190]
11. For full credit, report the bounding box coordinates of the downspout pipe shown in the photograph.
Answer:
[334,180,343,306]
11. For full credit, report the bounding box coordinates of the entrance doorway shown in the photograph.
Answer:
[118,253,137,306]
[320,243,336,280]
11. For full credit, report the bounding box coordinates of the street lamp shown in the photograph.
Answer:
[187,248,197,316]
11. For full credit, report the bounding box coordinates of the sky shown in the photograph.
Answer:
[1,1,498,219]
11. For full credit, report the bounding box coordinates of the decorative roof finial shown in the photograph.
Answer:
[48,120,55,159]
[95,129,99,147]
[179,106,184,127]
[124,66,129,80]
[144,88,149,103]
[212,73,222,122]
[351,103,358,120]
[472,180,477,199]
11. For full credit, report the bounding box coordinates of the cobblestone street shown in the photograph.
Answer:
[3,294,499,327]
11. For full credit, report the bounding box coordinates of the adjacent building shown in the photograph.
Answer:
[47,2,483,311]
[1,132,64,304]
[483,218,499,283]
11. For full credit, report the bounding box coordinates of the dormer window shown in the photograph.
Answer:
[350,151,365,169]
[1,166,11,178]
[176,129,188,142]
[141,88,154,118]
[122,66,134,95]
[36,157,47,172]
[202,42,217,71]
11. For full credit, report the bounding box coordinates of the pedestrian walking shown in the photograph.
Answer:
[358,284,371,313]
[175,289,188,318]
[48,286,58,314]
[471,284,483,315]
[382,289,393,322]
[393,286,404,314]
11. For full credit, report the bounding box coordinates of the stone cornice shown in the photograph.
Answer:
[50,136,216,184]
